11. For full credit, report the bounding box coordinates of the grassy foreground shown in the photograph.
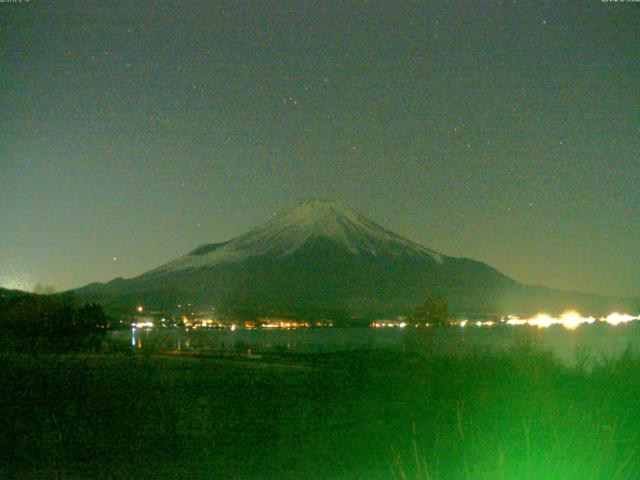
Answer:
[1,344,640,479]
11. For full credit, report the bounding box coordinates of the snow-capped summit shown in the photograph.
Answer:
[147,199,442,276]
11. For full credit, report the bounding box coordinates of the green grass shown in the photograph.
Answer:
[1,343,639,479]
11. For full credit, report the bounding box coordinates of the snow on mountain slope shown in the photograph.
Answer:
[144,199,443,277]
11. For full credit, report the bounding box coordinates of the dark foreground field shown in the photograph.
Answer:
[2,345,640,480]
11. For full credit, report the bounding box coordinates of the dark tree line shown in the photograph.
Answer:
[0,293,110,352]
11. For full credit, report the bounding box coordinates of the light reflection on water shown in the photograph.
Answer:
[109,323,640,365]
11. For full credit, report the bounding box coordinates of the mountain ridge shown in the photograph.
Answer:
[71,199,637,319]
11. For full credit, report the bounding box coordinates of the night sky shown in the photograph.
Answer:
[1,1,638,297]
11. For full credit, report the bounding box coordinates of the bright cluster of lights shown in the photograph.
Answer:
[501,311,640,330]
[460,320,496,328]
[371,320,408,328]
[604,312,638,326]
[188,318,226,329]
[132,321,154,329]
[128,313,335,331]
[261,320,311,329]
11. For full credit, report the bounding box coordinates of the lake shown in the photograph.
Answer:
[109,322,640,364]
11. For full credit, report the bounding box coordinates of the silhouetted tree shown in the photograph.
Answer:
[404,292,450,356]
[412,292,449,326]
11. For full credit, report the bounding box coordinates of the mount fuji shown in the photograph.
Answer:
[72,199,634,320]
[146,199,444,275]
